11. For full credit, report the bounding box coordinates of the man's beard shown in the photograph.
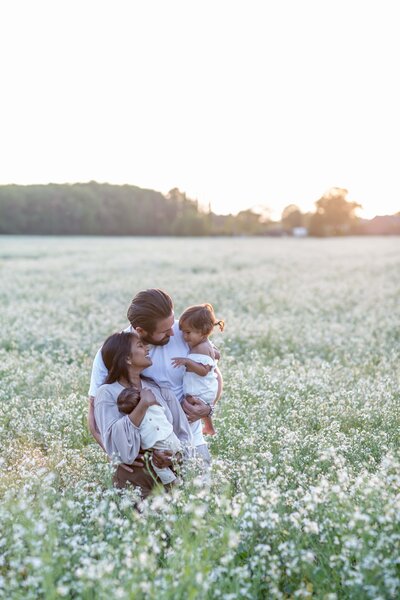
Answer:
[141,333,171,346]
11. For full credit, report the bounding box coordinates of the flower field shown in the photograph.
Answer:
[0,235,399,599]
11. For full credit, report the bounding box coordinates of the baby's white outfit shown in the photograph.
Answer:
[139,404,182,484]
[182,354,218,406]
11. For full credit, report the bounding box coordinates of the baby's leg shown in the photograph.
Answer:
[151,434,182,485]
[151,462,177,485]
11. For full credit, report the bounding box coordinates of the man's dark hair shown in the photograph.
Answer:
[127,289,173,333]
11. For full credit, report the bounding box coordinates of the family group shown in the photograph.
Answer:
[87,289,224,497]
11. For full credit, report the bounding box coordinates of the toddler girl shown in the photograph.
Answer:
[172,303,224,435]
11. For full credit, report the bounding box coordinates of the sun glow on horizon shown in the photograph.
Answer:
[0,0,399,221]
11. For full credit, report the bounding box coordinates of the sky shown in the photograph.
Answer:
[1,0,399,219]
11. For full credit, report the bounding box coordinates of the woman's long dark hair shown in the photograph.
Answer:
[102,331,135,385]
[101,330,161,391]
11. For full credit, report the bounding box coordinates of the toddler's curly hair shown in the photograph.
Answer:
[179,303,224,336]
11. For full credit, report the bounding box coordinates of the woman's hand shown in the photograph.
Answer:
[119,451,146,472]
[139,388,158,408]
[182,395,210,422]
[128,389,157,427]
[152,449,173,469]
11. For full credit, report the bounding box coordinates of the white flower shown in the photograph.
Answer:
[304,521,319,535]
[56,585,70,597]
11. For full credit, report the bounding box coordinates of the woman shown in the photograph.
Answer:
[94,330,193,497]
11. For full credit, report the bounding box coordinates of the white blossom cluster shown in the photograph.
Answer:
[0,235,399,598]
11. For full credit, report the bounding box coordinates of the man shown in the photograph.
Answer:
[88,288,222,473]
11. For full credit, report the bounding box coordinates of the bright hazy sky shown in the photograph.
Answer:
[1,0,399,218]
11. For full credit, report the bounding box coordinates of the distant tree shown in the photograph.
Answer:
[309,187,362,236]
[251,205,272,224]
[281,204,304,231]
[232,209,266,235]
[302,211,315,231]
[166,188,208,235]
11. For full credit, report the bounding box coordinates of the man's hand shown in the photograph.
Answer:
[151,449,173,469]
[182,395,210,423]
[171,357,187,368]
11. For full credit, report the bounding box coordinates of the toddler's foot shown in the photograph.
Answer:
[202,424,216,436]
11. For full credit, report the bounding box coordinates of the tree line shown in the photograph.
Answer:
[0,182,397,236]
[0,183,208,236]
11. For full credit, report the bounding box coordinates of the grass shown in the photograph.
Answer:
[0,235,399,599]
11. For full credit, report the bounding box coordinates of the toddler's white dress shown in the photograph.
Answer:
[182,354,218,406]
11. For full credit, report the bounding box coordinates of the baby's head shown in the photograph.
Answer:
[117,387,141,414]
[179,303,224,337]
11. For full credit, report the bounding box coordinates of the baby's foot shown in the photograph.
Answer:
[164,477,182,492]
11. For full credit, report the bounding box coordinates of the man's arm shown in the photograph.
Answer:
[87,347,108,449]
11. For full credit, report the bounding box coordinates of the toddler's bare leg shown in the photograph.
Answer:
[202,415,216,435]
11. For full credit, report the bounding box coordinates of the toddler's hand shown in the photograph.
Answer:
[171,357,187,368]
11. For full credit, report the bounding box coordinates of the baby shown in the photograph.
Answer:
[117,387,182,485]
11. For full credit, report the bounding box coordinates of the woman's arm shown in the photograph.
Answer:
[95,386,143,465]
[88,395,106,451]
[128,389,158,426]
